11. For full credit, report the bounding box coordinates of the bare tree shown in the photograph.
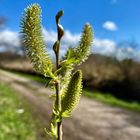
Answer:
[118,39,139,49]
[0,16,7,28]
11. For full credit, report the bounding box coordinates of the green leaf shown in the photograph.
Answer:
[61,111,71,118]
[44,124,57,140]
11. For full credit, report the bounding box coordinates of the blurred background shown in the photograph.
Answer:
[0,0,140,140]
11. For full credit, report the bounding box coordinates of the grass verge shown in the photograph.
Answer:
[12,71,47,84]
[0,81,43,140]
[83,89,140,112]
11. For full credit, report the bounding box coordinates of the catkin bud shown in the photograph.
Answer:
[61,70,82,116]
[56,10,64,24]
[56,10,64,41]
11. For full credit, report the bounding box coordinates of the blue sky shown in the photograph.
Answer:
[0,0,140,60]
[1,0,140,41]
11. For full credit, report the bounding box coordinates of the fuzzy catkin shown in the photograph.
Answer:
[61,70,82,116]
[20,4,53,77]
[58,66,73,94]
[63,23,93,66]
[75,23,93,64]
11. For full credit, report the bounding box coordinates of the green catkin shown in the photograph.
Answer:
[75,23,93,64]
[20,4,53,77]
[64,23,93,65]
[60,67,73,93]
[61,70,82,116]
[55,65,73,94]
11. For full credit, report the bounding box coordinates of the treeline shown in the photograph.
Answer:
[77,54,140,102]
[0,52,140,102]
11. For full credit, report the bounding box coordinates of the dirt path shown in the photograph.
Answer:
[0,69,140,140]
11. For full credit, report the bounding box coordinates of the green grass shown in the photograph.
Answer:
[83,89,140,112]
[0,81,41,140]
[10,70,47,84]
[6,69,140,112]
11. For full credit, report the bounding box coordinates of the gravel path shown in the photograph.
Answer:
[0,69,140,140]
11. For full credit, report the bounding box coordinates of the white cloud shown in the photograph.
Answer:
[42,28,57,43]
[0,28,140,61]
[94,38,140,60]
[62,30,80,45]
[0,29,20,53]
[0,29,19,47]
[94,38,116,55]
[115,47,134,60]
[103,21,118,31]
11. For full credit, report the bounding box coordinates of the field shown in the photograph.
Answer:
[1,69,140,140]
[84,89,140,112]
[0,81,45,140]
